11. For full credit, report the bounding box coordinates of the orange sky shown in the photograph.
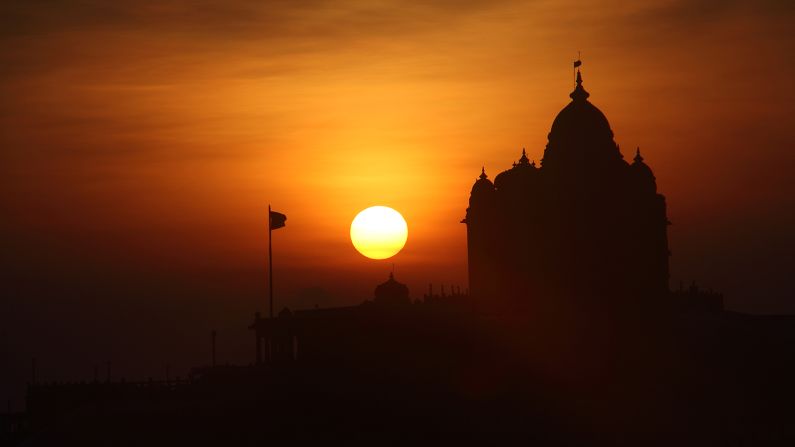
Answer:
[2,1,795,389]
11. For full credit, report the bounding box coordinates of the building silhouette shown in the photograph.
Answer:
[464,69,670,312]
[249,272,467,366]
[373,271,410,306]
[11,66,795,447]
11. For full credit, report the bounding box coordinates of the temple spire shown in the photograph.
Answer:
[519,148,530,164]
[569,61,590,101]
[634,147,644,163]
[479,166,488,180]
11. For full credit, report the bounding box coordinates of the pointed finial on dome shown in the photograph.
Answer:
[518,148,530,164]
[569,60,590,101]
[479,166,488,180]
[634,147,644,163]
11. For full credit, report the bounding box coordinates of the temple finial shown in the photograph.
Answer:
[634,147,644,163]
[519,148,530,164]
[570,56,589,101]
[479,166,487,180]
[573,52,582,86]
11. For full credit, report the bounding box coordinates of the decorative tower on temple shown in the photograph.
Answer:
[463,63,670,313]
[463,167,498,302]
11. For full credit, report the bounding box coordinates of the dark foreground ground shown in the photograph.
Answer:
[5,309,795,446]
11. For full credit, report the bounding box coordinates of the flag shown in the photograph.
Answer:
[573,59,582,68]
[269,210,287,230]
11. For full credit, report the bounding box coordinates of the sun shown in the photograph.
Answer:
[350,206,408,260]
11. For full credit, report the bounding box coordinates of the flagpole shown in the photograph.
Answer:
[268,204,273,319]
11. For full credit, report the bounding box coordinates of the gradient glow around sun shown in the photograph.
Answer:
[350,206,408,260]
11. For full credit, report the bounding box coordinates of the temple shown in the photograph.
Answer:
[464,68,670,313]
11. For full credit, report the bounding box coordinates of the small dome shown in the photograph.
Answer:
[470,167,495,204]
[631,148,657,193]
[494,149,538,192]
[374,272,410,305]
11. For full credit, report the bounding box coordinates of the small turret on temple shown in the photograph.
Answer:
[631,147,657,194]
[518,148,530,165]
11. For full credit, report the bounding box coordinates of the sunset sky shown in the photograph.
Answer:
[2,0,794,398]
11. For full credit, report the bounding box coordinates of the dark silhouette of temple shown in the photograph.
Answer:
[7,66,795,447]
[465,69,669,312]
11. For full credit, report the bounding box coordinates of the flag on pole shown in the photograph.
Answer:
[269,210,287,230]
[573,59,582,68]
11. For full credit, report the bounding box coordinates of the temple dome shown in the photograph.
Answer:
[631,148,657,194]
[549,98,613,142]
[374,272,410,305]
[494,149,538,192]
[541,70,623,170]
[470,167,495,204]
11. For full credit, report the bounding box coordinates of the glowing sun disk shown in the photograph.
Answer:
[350,206,408,260]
